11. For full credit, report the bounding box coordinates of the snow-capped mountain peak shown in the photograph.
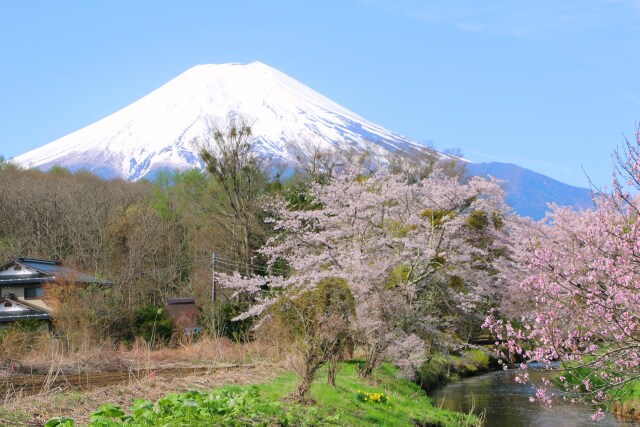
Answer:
[13,62,433,180]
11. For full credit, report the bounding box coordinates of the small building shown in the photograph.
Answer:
[166,298,201,337]
[0,257,108,329]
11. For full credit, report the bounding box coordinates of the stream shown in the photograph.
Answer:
[429,364,640,426]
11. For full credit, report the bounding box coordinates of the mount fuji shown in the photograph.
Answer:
[13,61,440,181]
[12,61,593,219]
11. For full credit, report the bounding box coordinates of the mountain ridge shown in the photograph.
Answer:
[466,161,594,219]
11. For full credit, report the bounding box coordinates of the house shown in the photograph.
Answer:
[0,257,109,329]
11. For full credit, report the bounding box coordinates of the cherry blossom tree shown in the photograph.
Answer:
[485,128,640,420]
[222,163,515,380]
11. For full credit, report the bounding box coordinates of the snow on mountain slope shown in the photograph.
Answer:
[13,62,433,180]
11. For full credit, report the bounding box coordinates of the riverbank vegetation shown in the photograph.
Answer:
[418,349,494,392]
[555,364,640,420]
[0,361,480,427]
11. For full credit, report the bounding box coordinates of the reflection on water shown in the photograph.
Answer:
[430,366,640,427]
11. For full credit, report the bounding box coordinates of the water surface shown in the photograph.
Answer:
[430,366,640,427]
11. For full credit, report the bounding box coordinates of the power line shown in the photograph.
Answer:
[211,254,290,276]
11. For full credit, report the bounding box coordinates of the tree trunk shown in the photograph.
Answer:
[359,343,382,378]
[327,355,337,386]
[290,357,322,403]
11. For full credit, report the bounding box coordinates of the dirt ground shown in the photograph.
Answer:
[0,363,281,426]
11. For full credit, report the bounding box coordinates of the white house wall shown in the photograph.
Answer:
[0,265,38,276]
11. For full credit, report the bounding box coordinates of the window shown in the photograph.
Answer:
[24,287,43,299]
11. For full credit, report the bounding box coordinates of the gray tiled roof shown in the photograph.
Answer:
[0,297,51,322]
[0,258,111,285]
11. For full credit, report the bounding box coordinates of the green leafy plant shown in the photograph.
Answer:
[44,417,75,427]
[46,386,325,426]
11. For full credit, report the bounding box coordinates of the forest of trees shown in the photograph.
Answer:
[0,153,265,344]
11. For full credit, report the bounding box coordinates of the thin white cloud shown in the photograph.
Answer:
[621,91,640,106]
[607,0,640,11]
[362,0,639,37]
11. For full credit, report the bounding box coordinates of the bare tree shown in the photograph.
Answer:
[387,147,466,183]
[196,114,271,268]
[286,137,345,184]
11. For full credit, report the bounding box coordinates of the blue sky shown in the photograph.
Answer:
[1,0,638,188]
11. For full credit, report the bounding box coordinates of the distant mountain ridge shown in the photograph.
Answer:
[466,162,594,219]
[12,61,592,218]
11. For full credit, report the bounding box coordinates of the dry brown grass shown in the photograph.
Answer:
[16,342,126,375]
[612,398,640,420]
[1,332,281,375]
[0,323,293,425]
[133,335,280,368]
[0,333,285,425]
[1,364,283,426]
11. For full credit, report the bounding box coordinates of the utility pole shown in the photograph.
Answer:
[211,252,216,303]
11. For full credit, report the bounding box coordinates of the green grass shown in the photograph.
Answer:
[207,361,480,426]
[418,350,492,392]
[43,361,481,427]
[0,406,31,426]
[623,381,640,400]
[554,364,640,418]
[303,362,479,426]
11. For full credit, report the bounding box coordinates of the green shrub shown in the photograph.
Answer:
[418,350,491,392]
[133,306,173,345]
[12,319,43,332]
[418,355,450,391]
[464,364,477,374]
[466,210,489,231]
[220,300,254,341]
[464,349,490,371]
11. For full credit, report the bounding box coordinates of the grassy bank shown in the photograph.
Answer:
[418,349,494,392]
[611,381,640,420]
[555,366,640,420]
[40,362,480,427]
